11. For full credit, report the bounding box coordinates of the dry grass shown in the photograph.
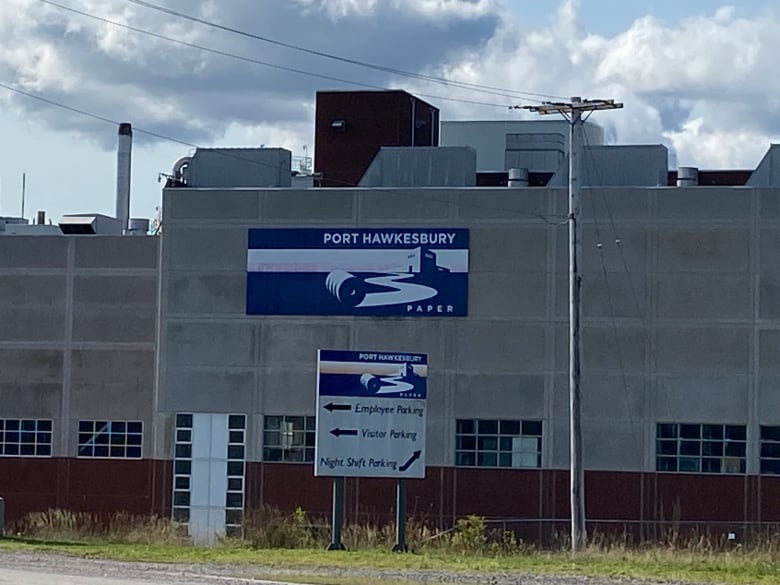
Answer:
[15,509,189,545]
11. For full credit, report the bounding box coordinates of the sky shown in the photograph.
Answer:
[0,0,777,222]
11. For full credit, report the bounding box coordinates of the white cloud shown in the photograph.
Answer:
[403,0,780,168]
[1,0,780,205]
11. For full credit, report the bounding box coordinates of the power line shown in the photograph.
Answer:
[0,80,570,224]
[120,0,567,103]
[37,0,512,110]
[581,125,643,470]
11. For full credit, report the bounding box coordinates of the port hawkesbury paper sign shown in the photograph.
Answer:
[246,228,469,317]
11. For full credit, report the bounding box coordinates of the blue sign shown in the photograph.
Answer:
[246,228,468,316]
[318,349,427,399]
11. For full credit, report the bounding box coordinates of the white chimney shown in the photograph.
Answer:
[116,122,133,233]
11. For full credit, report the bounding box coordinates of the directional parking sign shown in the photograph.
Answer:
[315,349,427,479]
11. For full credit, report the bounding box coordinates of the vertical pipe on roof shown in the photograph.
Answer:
[116,123,133,234]
[677,166,699,186]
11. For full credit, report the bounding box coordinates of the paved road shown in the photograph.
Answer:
[0,567,305,585]
[0,568,191,585]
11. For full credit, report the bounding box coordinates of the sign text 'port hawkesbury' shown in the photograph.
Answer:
[246,228,469,316]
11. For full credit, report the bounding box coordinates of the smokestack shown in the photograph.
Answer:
[116,122,133,233]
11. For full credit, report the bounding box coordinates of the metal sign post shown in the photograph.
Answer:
[327,477,346,550]
[392,479,408,552]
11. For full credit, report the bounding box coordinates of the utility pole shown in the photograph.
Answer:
[514,97,623,552]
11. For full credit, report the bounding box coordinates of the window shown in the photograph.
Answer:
[656,423,746,474]
[172,414,193,524]
[77,420,142,458]
[225,414,246,537]
[0,419,53,457]
[263,415,315,463]
[455,419,542,468]
[760,425,780,475]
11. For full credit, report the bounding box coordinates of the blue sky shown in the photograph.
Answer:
[509,0,768,35]
[0,0,778,222]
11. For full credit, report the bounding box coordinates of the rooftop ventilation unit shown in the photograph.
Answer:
[58,214,122,235]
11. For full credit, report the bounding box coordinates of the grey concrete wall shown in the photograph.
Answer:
[156,185,780,475]
[0,236,158,458]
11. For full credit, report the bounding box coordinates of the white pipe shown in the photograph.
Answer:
[172,156,192,182]
[116,123,132,233]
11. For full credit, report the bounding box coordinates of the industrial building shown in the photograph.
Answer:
[2,90,780,544]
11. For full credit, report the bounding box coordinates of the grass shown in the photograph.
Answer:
[4,509,780,585]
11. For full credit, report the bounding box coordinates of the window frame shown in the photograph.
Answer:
[455,418,542,469]
[262,414,316,463]
[77,419,143,459]
[656,422,746,475]
[760,425,780,475]
[0,418,53,457]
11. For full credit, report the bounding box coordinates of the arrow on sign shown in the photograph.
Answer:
[399,450,422,472]
[324,402,352,412]
[330,428,358,437]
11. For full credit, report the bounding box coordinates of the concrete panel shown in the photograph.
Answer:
[353,320,449,371]
[580,227,648,274]
[470,227,548,273]
[760,275,780,319]
[265,190,354,221]
[358,189,451,221]
[760,228,780,274]
[261,322,350,367]
[555,325,646,374]
[424,416,449,466]
[469,271,548,319]
[71,349,154,386]
[549,418,570,469]
[0,383,61,417]
[582,188,651,221]
[657,228,750,273]
[452,374,545,418]
[0,275,66,306]
[656,273,751,319]
[582,419,645,471]
[259,368,316,413]
[72,275,157,343]
[456,189,552,221]
[551,374,647,420]
[0,349,62,382]
[654,327,749,374]
[161,369,255,413]
[167,273,246,315]
[69,382,154,419]
[166,322,257,367]
[759,329,780,377]
[0,236,67,268]
[758,188,780,220]
[654,375,749,421]
[72,307,156,343]
[758,377,780,418]
[655,188,752,221]
[425,373,450,417]
[73,275,157,307]
[580,271,648,319]
[74,237,158,269]
[168,228,247,271]
[454,322,546,373]
[0,308,65,342]
[165,190,260,220]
